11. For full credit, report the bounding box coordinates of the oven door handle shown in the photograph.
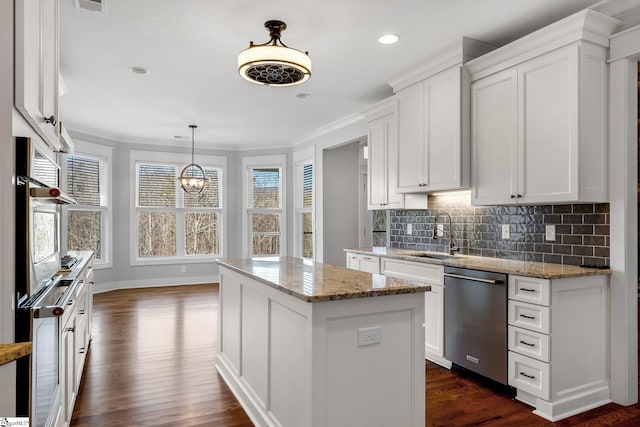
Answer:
[33,279,80,318]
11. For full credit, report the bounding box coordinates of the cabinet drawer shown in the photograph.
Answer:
[358,255,380,274]
[381,258,443,285]
[508,275,550,306]
[509,352,550,401]
[508,300,550,334]
[508,325,550,362]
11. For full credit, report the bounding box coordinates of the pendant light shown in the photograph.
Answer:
[179,125,207,194]
[238,20,311,86]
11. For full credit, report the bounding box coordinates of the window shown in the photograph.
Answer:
[296,161,313,258]
[131,150,225,264]
[243,155,286,257]
[64,145,111,267]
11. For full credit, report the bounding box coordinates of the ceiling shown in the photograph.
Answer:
[59,0,606,150]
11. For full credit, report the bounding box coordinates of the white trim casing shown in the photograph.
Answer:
[60,140,113,268]
[608,23,640,407]
[241,154,287,258]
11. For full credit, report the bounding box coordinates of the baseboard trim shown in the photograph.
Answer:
[93,275,220,294]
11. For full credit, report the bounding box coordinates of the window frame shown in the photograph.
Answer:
[242,155,287,258]
[293,150,314,259]
[61,141,113,269]
[130,150,227,266]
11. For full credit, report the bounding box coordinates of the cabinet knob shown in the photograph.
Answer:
[67,299,74,306]
[79,348,85,354]
[44,115,57,127]
[66,326,75,333]
[510,194,517,199]
[79,310,85,315]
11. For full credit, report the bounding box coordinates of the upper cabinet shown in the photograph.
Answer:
[468,10,621,206]
[15,0,61,150]
[389,38,495,194]
[363,98,404,210]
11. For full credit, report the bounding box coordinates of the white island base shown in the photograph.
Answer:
[216,264,426,427]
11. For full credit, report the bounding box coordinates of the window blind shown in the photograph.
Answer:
[67,155,101,206]
[303,163,312,208]
[137,164,177,207]
[184,168,221,208]
[251,168,280,208]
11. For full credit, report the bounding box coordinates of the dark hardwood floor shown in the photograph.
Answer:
[71,284,640,426]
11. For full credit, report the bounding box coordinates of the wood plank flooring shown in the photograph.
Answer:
[71,284,640,426]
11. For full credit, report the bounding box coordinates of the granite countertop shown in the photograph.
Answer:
[216,257,431,302]
[0,342,31,366]
[345,247,612,279]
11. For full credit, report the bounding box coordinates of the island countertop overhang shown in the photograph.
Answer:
[216,257,431,302]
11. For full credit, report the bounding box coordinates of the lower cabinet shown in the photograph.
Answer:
[507,274,610,421]
[60,254,94,427]
[345,252,380,274]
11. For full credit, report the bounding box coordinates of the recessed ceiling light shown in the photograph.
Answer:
[378,34,399,45]
[296,93,311,100]
[130,66,149,75]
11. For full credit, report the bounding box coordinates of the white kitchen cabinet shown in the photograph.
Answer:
[345,252,380,274]
[60,253,94,427]
[396,66,469,193]
[363,98,404,210]
[507,274,610,421]
[380,257,450,368]
[15,0,61,151]
[468,10,619,205]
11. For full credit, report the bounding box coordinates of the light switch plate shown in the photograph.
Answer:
[502,224,510,240]
[406,223,413,235]
[546,224,556,241]
[437,224,444,237]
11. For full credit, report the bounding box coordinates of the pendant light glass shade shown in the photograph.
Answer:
[238,20,311,87]
[179,125,207,194]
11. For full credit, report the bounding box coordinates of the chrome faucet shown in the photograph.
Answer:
[432,213,459,255]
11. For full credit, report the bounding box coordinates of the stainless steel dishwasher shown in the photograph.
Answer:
[444,266,508,385]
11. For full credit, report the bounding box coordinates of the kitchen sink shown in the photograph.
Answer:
[403,252,457,260]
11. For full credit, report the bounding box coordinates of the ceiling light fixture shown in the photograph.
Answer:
[238,20,311,86]
[178,125,207,194]
[378,34,399,45]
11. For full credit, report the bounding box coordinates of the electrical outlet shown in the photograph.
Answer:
[358,326,382,346]
[180,265,187,273]
[546,224,556,241]
[437,224,444,237]
[406,223,413,235]
[501,224,510,240]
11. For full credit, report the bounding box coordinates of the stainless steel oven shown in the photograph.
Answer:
[15,136,75,427]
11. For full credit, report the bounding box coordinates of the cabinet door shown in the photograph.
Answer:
[15,0,60,149]
[518,46,578,203]
[384,117,404,209]
[396,83,424,192]
[424,285,444,358]
[345,252,358,270]
[471,69,518,205]
[424,67,463,191]
[62,325,75,426]
[367,117,387,209]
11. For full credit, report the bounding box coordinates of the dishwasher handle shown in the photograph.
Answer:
[444,272,504,285]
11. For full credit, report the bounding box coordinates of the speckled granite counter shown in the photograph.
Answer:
[0,342,31,365]
[216,256,430,302]
[345,247,611,279]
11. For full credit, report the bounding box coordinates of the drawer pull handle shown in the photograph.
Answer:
[520,288,536,292]
[519,314,536,320]
[520,372,536,380]
[519,340,535,347]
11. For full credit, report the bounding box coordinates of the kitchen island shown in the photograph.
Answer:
[215,257,430,427]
